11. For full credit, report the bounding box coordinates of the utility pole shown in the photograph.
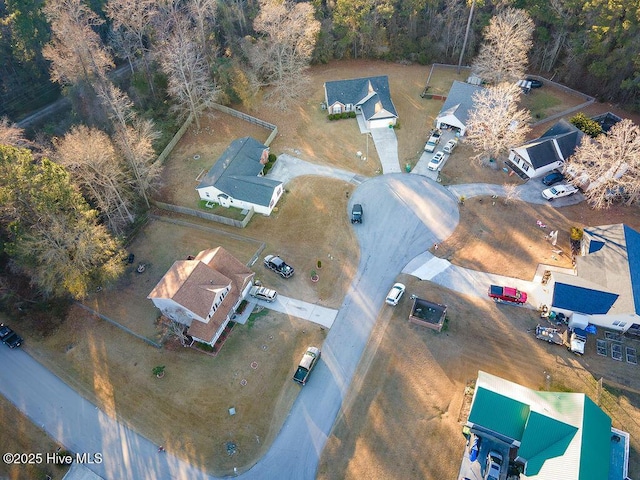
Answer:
[457,0,476,74]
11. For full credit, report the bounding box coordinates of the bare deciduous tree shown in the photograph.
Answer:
[42,0,114,86]
[155,12,219,130]
[97,82,161,208]
[105,0,158,88]
[565,119,640,209]
[248,0,320,109]
[0,117,28,148]
[188,0,218,53]
[471,7,534,84]
[465,82,532,162]
[54,125,135,235]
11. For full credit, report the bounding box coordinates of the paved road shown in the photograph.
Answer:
[0,174,459,480]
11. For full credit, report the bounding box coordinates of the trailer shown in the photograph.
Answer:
[534,324,586,355]
[535,324,564,345]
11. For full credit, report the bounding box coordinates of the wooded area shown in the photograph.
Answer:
[1,0,639,119]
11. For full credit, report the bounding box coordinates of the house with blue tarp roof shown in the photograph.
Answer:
[324,76,398,129]
[464,371,629,480]
[546,224,640,335]
[196,137,283,216]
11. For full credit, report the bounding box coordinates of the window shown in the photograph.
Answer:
[612,321,627,327]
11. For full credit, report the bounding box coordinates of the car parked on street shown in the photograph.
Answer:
[0,323,23,349]
[351,203,363,224]
[484,451,503,480]
[542,184,579,201]
[427,151,446,171]
[385,283,406,306]
[541,171,564,186]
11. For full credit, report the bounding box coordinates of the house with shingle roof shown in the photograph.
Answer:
[465,371,629,480]
[435,80,485,136]
[507,119,584,179]
[542,224,640,336]
[196,137,283,216]
[324,76,398,129]
[147,247,254,347]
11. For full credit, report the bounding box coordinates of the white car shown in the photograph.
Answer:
[484,451,502,480]
[427,151,446,171]
[385,283,406,306]
[541,184,578,201]
[424,130,442,152]
[443,138,458,153]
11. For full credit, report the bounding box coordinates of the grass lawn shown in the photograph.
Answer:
[318,277,640,479]
[83,217,264,341]
[22,305,325,476]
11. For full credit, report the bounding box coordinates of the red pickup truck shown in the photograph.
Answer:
[488,285,527,304]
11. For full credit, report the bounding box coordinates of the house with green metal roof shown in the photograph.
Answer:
[196,137,283,216]
[324,76,398,129]
[540,224,640,336]
[465,371,629,480]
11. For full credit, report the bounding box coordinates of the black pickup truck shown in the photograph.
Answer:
[264,255,295,278]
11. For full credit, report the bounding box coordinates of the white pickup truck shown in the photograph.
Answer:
[292,347,320,385]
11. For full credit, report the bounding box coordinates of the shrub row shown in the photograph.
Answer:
[328,111,357,120]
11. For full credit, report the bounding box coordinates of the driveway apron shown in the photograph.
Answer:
[370,127,401,173]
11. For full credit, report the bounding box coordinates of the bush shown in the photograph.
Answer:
[341,112,349,119]
[349,111,356,118]
[268,153,276,162]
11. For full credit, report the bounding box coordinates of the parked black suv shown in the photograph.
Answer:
[0,324,23,349]
[351,204,363,224]
[542,171,564,186]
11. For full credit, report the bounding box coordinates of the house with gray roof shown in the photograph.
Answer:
[324,76,398,129]
[196,137,283,216]
[508,119,584,179]
[435,80,485,136]
[542,224,640,335]
[464,371,629,480]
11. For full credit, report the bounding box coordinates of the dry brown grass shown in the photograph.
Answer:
[319,275,640,480]
[23,305,326,476]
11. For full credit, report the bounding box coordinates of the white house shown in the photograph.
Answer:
[543,224,640,335]
[435,80,485,136]
[324,76,398,129]
[196,137,283,216]
[507,120,583,179]
[147,247,254,347]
